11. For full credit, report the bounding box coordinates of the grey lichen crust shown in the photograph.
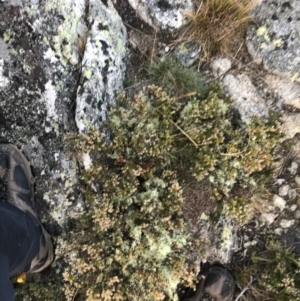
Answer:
[75,0,127,132]
[247,0,300,82]
[127,0,194,31]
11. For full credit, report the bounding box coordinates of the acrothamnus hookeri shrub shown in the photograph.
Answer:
[63,85,281,300]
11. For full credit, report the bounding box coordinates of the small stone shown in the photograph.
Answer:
[261,213,277,225]
[295,210,300,219]
[275,178,285,185]
[210,58,232,78]
[200,212,209,220]
[274,228,283,235]
[295,176,300,187]
[278,185,289,196]
[280,219,295,229]
[223,74,269,123]
[173,41,201,67]
[273,195,286,211]
[290,204,297,211]
[288,189,297,200]
[287,162,298,175]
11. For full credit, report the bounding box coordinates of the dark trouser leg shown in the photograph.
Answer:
[0,253,14,301]
[0,201,42,277]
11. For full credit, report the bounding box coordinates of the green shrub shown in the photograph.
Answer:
[62,85,281,300]
[224,196,253,225]
[236,239,300,301]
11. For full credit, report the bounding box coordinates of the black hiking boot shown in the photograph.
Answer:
[0,143,54,273]
[184,265,235,301]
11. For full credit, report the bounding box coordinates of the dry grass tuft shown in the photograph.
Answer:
[182,0,254,60]
[77,34,87,60]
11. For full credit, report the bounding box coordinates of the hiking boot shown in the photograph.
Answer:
[0,143,54,273]
[184,265,235,301]
[203,266,235,301]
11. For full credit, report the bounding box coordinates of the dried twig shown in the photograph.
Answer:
[235,276,253,301]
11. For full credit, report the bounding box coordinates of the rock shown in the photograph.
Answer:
[247,0,300,82]
[261,213,277,225]
[287,161,299,175]
[273,195,286,211]
[288,189,297,201]
[281,114,300,139]
[295,210,300,219]
[280,219,295,229]
[211,217,237,264]
[127,0,194,31]
[295,176,300,187]
[0,0,127,229]
[173,41,201,67]
[193,215,238,265]
[290,204,297,211]
[223,74,268,123]
[278,185,289,197]
[75,0,127,132]
[265,74,300,110]
[210,58,232,78]
[274,228,283,235]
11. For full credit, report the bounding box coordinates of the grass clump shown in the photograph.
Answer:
[147,57,208,96]
[61,84,282,301]
[182,0,253,59]
[236,239,300,301]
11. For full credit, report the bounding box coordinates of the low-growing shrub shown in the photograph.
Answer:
[236,239,300,301]
[63,85,281,300]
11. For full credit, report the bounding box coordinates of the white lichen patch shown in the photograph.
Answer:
[42,80,58,122]
[44,47,59,64]
[82,152,92,170]
[0,59,9,88]
[280,219,295,229]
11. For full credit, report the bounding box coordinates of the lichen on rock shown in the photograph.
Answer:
[75,0,127,132]
[127,0,194,31]
[247,0,300,81]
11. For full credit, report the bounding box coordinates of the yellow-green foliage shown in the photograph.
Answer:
[14,279,62,301]
[224,197,253,225]
[62,85,281,300]
[237,239,300,301]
